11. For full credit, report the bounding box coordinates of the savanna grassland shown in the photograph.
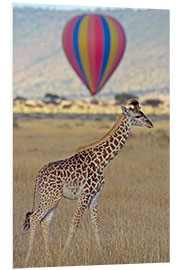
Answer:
[13,114,169,268]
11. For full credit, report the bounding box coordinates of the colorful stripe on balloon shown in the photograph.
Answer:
[62,14,126,96]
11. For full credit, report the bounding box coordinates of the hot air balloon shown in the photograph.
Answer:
[62,14,126,96]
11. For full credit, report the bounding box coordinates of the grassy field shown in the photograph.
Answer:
[13,114,169,268]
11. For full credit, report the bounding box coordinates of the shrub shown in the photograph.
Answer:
[13,117,19,128]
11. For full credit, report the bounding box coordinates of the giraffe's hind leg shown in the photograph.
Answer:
[24,212,38,266]
[41,202,59,265]
[25,197,61,266]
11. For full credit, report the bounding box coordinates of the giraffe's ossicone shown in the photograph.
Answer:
[23,99,153,265]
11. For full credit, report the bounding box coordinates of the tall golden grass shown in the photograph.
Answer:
[13,115,169,268]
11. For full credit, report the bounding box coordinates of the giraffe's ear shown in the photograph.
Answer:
[121,105,128,115]
[121,106,129,115]
[121,106,134,116]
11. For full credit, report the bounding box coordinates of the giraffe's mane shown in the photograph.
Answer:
[75,113,125,154]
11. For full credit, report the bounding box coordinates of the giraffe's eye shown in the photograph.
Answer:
[136,115,141,119]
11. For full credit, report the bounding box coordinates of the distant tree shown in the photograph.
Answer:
[114,93,138,104]
[13,96,27,102]
[45,93,60,99]
[91,99,99,105]
[43,93,61,105]
[142,99,163,107]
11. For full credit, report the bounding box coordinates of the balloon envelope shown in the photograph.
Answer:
[62,14,126,96]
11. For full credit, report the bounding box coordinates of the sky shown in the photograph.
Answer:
[13,2,125,11]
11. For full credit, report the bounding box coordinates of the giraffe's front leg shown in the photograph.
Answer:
[63,194,90,253]
[89,189,101,249]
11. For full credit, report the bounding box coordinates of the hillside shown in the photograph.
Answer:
[13,7,169,99]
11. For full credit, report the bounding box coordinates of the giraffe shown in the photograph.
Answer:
[23,99,153,264]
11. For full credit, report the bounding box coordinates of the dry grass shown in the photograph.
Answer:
[13,115,169,268]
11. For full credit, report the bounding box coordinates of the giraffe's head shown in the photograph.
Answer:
[121,99,153,128]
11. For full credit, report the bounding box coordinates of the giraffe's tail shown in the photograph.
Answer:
[23,212,33,231]
[23,176,40,231]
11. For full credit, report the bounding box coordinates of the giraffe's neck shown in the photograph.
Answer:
[89,116,132,169]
